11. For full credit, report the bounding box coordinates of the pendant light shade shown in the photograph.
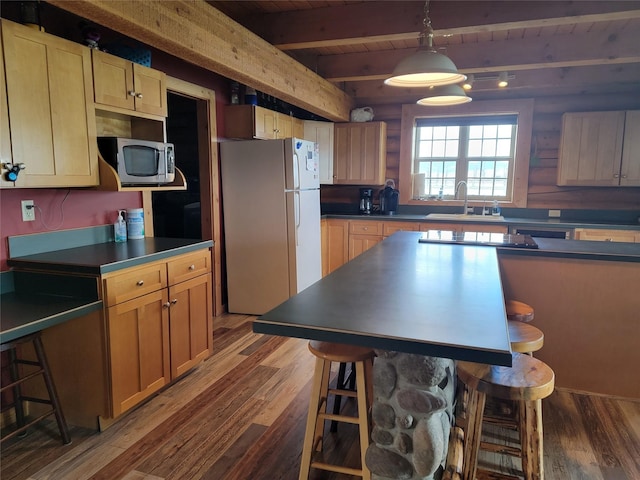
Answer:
[385,1,465,88]
[417,84,472,106]
[385,48,466,87]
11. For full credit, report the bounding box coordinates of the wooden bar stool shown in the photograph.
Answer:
[508,321,544,355]
[299,341,375,480]
[505,300,535,323]
[0,332,71,445]
[457,353,555,480]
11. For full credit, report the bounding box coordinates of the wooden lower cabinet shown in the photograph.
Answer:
[323,219,349,276]
[107,289,170,417]
[349,235,383,259]
[573,228,640,243]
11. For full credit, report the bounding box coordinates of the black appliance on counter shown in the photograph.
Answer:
[379,186,399,215]
[359,188,373,215]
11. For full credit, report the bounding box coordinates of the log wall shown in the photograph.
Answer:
[324,93,640,211]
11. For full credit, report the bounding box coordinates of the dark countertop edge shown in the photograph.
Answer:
[322,214,640,230]
[7,240,214,275]
[0,299,103,344]
[497,246,640,263]
[252,320,513,367]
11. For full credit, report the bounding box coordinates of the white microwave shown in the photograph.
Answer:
[98,137,175,185]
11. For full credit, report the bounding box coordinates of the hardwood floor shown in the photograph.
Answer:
[1,313,639,480]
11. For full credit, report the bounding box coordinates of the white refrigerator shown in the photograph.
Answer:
[220,138,322,315]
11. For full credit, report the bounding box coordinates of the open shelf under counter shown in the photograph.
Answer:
[96,155,186,192]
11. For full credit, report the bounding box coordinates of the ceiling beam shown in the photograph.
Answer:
[239,1,640,50]
[317,27,640,82]
[48,0,354,122]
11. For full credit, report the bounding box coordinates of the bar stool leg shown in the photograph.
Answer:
[299,357,329,480]
[330,362,348,432]
[462,389,486,480]
[7,347,26,432]
[519,398,544,480]
[355,360,371,480]
[33,336,71,445]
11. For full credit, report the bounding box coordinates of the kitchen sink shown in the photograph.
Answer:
[425,213,505,222]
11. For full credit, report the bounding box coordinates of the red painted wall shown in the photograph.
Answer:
[0,189,141,270]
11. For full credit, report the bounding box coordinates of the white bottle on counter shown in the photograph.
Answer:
[126,208,145,239]
[114,210,127,243]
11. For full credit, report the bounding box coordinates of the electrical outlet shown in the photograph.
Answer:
[548,209,561,218]
[21,200,35,221]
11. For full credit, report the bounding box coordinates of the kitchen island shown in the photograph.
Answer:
[255,231,513,480]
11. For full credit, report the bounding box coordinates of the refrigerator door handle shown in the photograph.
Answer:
[295,191,301,246]
[293,152,300,190]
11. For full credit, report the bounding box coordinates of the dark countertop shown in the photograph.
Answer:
[7,238,214,275]
[255,231,513,366]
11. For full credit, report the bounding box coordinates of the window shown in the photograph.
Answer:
[415,115,517,199]
[399,99,534,207]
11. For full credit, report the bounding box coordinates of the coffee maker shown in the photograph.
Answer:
[359,188,373,215]
[379,185,399,215]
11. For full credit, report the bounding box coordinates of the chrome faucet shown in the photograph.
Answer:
[455,181,469,215]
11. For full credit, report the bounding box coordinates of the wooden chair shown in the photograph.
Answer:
[0,332,71,445]
[457,353,555,480]
[299,341,375,480]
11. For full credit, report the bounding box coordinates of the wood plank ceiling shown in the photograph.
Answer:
[208,0,640,106]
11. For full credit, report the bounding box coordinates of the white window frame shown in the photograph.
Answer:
[398,99,534,208]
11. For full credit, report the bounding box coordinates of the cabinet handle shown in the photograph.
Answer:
[363,227,368,231]
[171,299,178,304]
[622,175,627,178]
[136,280,144,286]
[163,302,171,308]
[614,173,619,178]
[136,93,143,99]
[189,264,195,270]
[128,90,136,97]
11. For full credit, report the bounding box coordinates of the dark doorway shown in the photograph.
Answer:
[153,93,202,239]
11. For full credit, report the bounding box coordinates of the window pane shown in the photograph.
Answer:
[481,161,495,178]
[494,179,508,196]
[419,127,433,140]
[433,126,447,139]
[432,161,443,178]
[432,141,446,157]
[447,126,460,139]
[445,140,459,157]
[418,162,430,174]
[497,124,512,137]
[443,161,457,177]
[469,125,483,138]
[468,139,482,157]
[484,125,497,137]
[482,139,497,157]
[496,139,511,156]
[468,161,481,178]
[418,141,432,157]
[479,179,494,196]
[495,161,509,178]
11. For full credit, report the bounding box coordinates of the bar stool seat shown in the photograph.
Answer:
[505,300,535,323]
[299,341,375,480]
[457,353,555,480]
[508,320,544,355]
[0,332,71,445]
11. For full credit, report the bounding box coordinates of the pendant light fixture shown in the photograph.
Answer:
[385,1,466,87]
[417,84,471,106]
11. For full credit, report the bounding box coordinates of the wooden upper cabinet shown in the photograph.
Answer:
[1,19,98,188]
[557,111,640,187]
[0,32,11,174]
[225,105,300,140]
[304,120,335,184]
[334,121,387,185]
[92,49,167,117]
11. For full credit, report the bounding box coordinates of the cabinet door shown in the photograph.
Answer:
[557,111,625,186]
[132,63,167,116]
[325,219,349,275]
[574,228,640,243]
[305,120,334,184]
[2,19,98,187]
[168,273,212,378]
[620,110,640,186]
[0,35,12,185]
[92,49,136,111]
[334,122,386,185]
[107,289,170,417]
[349,235,383,260]
[292,117,305,139]
[254,106,278,139]
[276,112,293,139]
[383,221,420,236]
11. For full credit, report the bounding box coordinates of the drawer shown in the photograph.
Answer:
[349,221,383,236]
[167,250,211,285]
[383,221,420,236]
[103,262,167,306]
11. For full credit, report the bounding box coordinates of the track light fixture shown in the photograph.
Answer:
[498,71,509,88]
[462,74,474,91]
[460,72,514,90]
[385,1,466,87]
